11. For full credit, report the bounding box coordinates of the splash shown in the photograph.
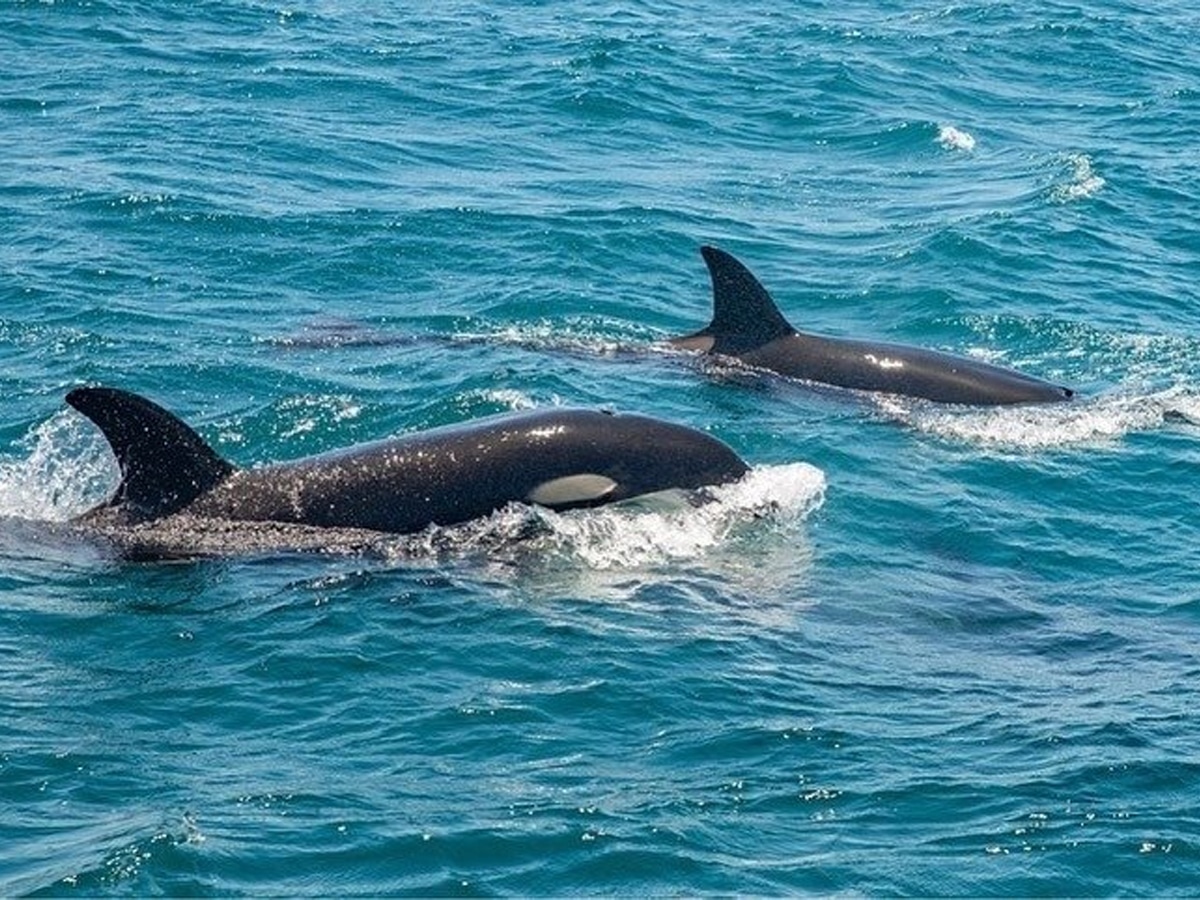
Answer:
[937,124,976,152]
[529,462,826,569]
[1051,153,1105,202]
[0,410,116,522]
[369,461,825,569]
[878,386,1200,450]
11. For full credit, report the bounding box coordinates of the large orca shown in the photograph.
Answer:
[671,246,1073,405]
[66,387,749,535]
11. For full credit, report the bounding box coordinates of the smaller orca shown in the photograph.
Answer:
[66,387,749,535]
[671,246,1073,405]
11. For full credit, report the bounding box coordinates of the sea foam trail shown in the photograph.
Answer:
[878,386,1200,450]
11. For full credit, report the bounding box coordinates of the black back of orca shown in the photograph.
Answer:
[66,387,749,533]
[672,246,1073,406]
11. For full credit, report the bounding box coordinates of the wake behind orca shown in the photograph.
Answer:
[64,387,749,555]
[672,246,1073,406]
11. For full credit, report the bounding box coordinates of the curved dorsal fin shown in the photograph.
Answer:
[697,245,796,354]
[67,386,235,522]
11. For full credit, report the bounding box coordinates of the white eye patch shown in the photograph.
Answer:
[526,473,618,508]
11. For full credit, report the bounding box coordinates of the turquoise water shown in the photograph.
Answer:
[3,1,1200,894]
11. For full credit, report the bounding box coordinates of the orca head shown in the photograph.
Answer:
[551,411,750,510]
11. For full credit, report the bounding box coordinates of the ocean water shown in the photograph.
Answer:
[3,0,1200,894]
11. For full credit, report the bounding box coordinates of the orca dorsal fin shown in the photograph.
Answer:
[67,386,235,522]
[697,245,796,354]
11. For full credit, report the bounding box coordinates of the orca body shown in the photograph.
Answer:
[66,387,749,534]
[671,246,1073,406]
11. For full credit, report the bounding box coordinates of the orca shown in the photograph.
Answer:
[65,387,749,535]
[671,246,1073,405]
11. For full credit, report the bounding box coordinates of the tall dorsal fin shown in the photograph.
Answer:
[66,386,235,522]
[697,245,796,354]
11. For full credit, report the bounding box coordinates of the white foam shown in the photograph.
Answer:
[0,410,117,522]
[527,462,826,569]
[879,386,1200,450]
[1051,152,1105,202]
[937,124,977,152]
[451,318,658,359]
